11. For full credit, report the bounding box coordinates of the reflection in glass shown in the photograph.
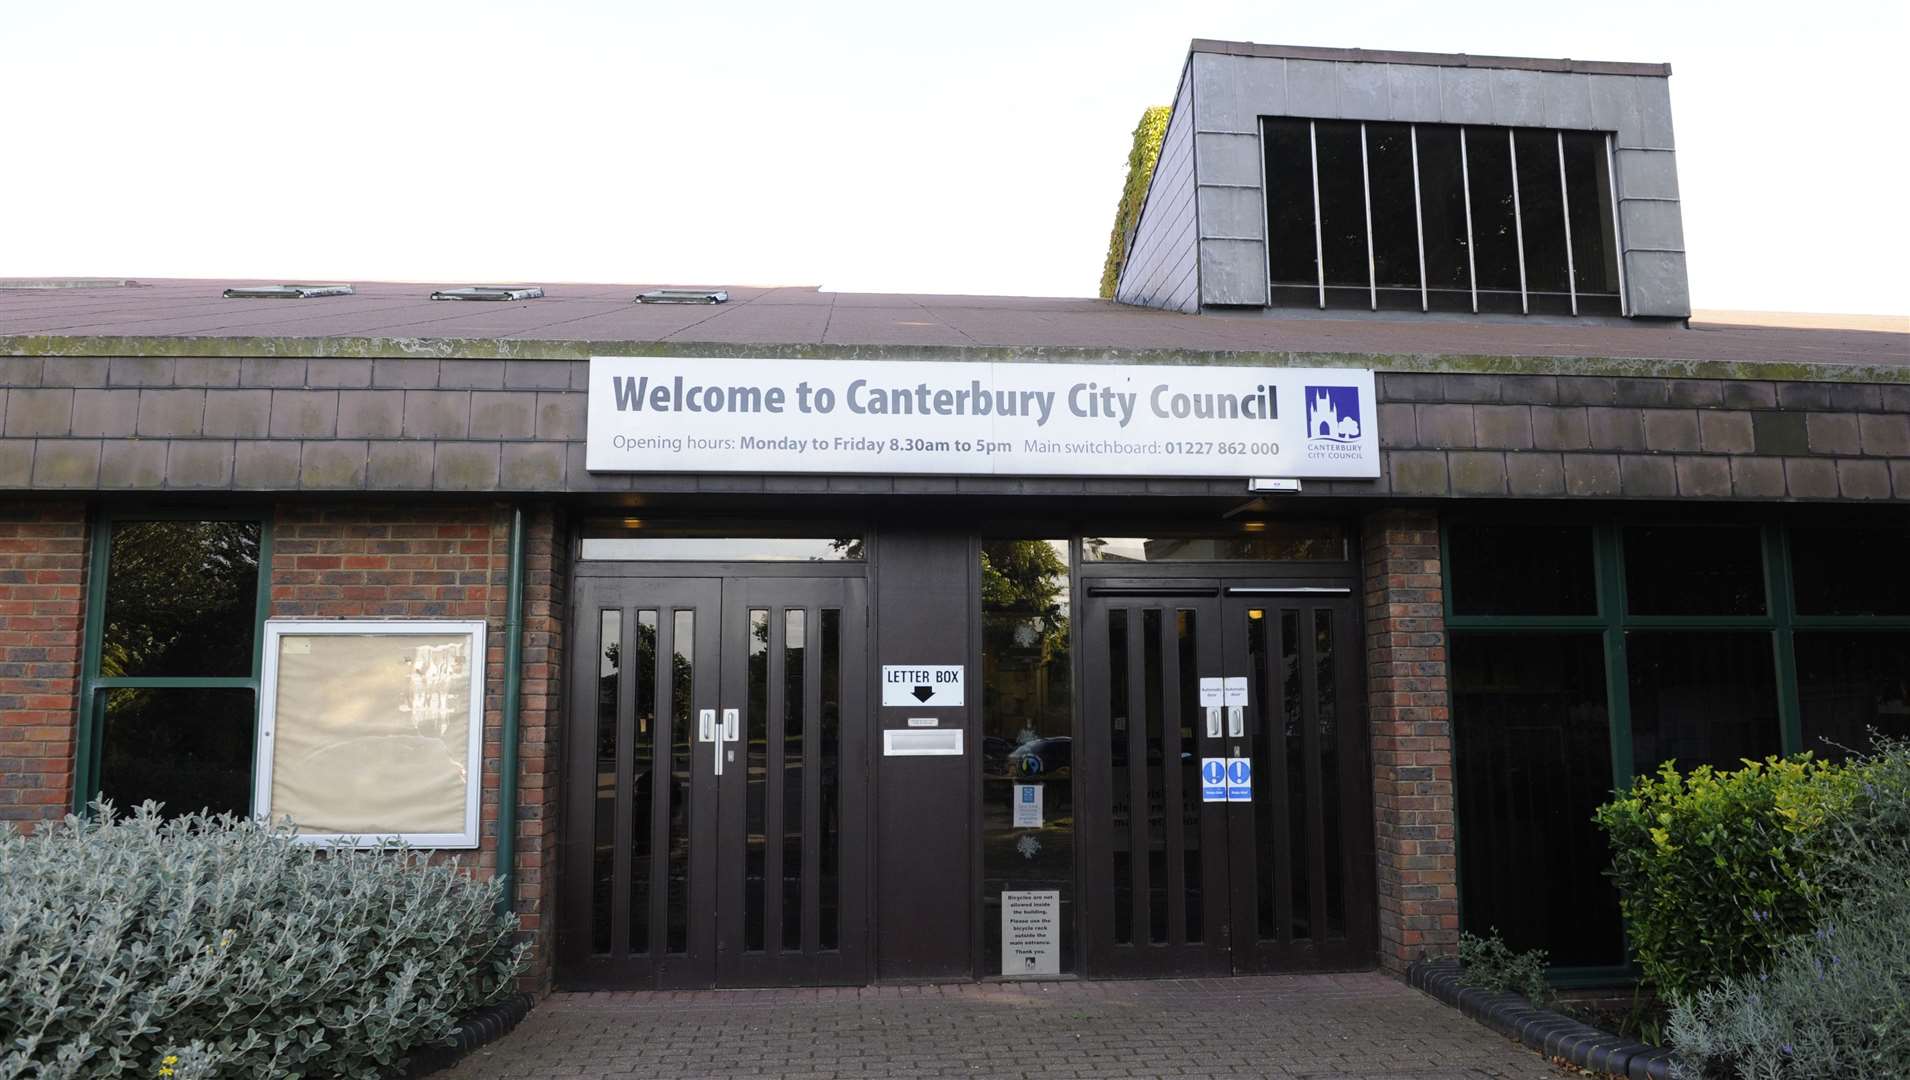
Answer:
[1248,609,1279,941]
[1264,117,1319,307]
[580,534,864,561]
[1081,524,1346,562]
[1624,526,1765,616]
[1283,609,1309,940]
[1142,608,1167,945]
[1415,125,1473,312]
[1108,607,1132,946]
[1797,632,1910,759]
[592,610,621,955]
[1628,631,1780,774]
[1176,610,1202,944]
[1315,609,1344,938]
[666,609,694,955]
[782,609,805,952]
[98,687,254,818]
[1315,121,1370,309]
[102,520,260,678]
[1366,122,1421,310]
[1465,128,1522,313]
[818,609,842,950]
[1452,632,1623,966]
[1448,525,1596,616]
[981,540,1074,973]
[745,608,769,953]
[1790,527,1910,616]
[631,611,656,955]
[1514,129,1571,314]
[1561,132,1621,314]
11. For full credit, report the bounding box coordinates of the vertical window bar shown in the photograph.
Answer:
[1410,124,1428,312]
[1509,129,1528,315]
[1360,122,1376,311]
[1605,133,1629,317]
[1309,121,1326,309]
[1459,127,1478,313]
[1557,132,1578,316]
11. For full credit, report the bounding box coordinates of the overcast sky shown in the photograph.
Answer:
[11,0,1908,314]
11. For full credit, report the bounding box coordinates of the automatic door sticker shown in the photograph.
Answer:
[1201,757,1227,802]
[1226,757,1252,802]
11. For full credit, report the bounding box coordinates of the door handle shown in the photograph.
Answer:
[698,708,717,743]
[722,708,740,743]
[1205,706,1222,739]
[1228,705,1245,738]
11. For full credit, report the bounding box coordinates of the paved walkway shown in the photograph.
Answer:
[441,972,1564,1079]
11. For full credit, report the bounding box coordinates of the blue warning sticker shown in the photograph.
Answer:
[1226,756,1252,802]
[1201,757,1227,802]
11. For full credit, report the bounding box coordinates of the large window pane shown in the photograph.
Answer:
[1628,632,1781,773]
[1453,633,1623,966]
[1082,523,1346,563]
[1415,125,1474,312]
[1464,128,1523,313]
[1314,120,1370,308]
[102,520,260,678]
[1797,632,1910,759]
[1447,524,1596,616]
[1514,129,1572,315]
[1623,525,1765,616]
[1790,526,1910,616]
[981,540,1074,974]
[1560,132,1621,314]
[580,536,863,561]
[97,687,255,817]
[1264,118,1319,307]
[1366,122,1422,310]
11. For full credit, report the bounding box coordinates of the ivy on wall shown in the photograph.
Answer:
[1097,105,1170,299]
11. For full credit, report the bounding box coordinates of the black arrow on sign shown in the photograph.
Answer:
[912,685,936,703]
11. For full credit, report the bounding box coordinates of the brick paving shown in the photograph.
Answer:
[441,972,1564,1079]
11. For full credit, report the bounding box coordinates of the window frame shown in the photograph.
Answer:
[1262,118,1626,317]
[73,507,275,815]
[1441,515,1910,983]
[254,618,487,849]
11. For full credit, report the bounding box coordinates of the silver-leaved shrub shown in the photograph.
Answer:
[0,803,526,1080]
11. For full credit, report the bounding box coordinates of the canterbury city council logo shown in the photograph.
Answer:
[1304,385,1362,443]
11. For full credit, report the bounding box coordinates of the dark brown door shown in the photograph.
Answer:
[560,575,867,989]
[1079,580,1372,977]
[1220,588,1375,972]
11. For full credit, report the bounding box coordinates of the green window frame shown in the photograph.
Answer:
[1442,519,1910,983]
[72,508,274,815]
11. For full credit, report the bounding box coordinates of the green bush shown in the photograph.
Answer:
[0,803,525,1079]
[1594,755,1861,999]
[1666,738,1910,1079]
[1457,928,1552,1007]
[1097,105,1170,299]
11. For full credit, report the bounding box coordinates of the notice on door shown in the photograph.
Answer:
[1201,757,1227,802]
[1227,757,1253,802]
[1012,783,1043,828]
[882,664,965,707]
[1001,890,1061,977]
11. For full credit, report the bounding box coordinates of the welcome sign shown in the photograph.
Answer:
[585,356,1379,479]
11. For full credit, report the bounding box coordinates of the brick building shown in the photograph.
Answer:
[2,41,1907,994]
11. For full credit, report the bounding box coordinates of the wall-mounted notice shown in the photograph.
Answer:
[1227,757,1253,803]
[882,664,965,707]
[586,356,1380,479]
[1201,757,1228,802]
[1198,676,1223,706]
[1012,783,1043,828]
[1001,890,1061,976]
[1222,677,1248,706]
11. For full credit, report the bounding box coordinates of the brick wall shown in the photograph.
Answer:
[270,501,566,991]
[1361,508,1457,973]
[0,502,86,832]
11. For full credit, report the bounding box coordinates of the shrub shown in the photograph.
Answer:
[1594,755,1861,998]
[0,803,525,1080]
[1666,738,1910,1079]
[1098,105,1171,299]
[1458,928,1552,1007]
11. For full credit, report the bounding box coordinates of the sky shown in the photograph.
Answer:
[10,0,1908,315]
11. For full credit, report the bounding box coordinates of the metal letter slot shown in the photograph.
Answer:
[1205,706,1223,739]
[1228,705,1245,738]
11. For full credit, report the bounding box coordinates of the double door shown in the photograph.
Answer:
[1080,580,1374,976]
[561,574,868,988]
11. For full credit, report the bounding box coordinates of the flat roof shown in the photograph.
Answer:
[1,279,1904,377]
[1187,38,1672,77]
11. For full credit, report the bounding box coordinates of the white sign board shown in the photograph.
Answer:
[1012,783,1044,828]
[586,356,1379,479]
[1001,890,1061,976]
[882,664,965,707]
[1223,676,1249,706]
[1198,676,1224,706]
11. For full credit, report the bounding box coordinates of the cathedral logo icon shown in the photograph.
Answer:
[1304,385,1362,443]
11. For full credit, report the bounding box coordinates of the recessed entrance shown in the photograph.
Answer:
[1079,579,1374,976]
[560,570,869,988]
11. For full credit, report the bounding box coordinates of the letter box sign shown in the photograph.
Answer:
[585,356,1379,479]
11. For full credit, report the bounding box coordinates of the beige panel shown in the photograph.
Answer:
[270,633,473,836]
